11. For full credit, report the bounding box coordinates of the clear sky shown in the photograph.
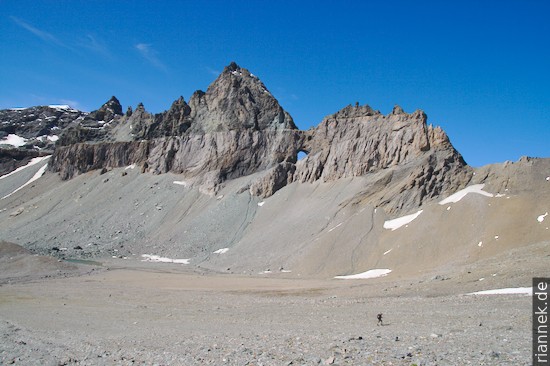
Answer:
[1,0,548,166]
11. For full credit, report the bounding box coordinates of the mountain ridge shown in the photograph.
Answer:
[0,62,548,281]
[2,62,474,213]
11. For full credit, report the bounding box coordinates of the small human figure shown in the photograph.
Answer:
[377,313,383,326]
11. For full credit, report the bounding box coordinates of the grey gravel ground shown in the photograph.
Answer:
[0,259,532,366]
[1,159,546,365]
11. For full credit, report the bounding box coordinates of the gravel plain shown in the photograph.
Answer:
[0,255,533,366]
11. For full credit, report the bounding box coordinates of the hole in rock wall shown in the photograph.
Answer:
[297,151,308,161]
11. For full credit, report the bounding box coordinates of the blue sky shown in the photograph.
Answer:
[1,0,548,166]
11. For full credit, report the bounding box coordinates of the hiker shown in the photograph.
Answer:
[377,313,383,326]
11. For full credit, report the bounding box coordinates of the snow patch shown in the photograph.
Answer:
[257,201,265,207]
[467,287,532,295]
[383,249,392,255]
[383,210,423,231]
[438,184,493,205]
[2,163,49,200]
[1,134,27,147]
[213,248,229,254]
[335,269,392,280]
[140,254,190,264]
[478,241,483,247]
[47,135,59,142]
[125,164,136,170]
[0,156,50,181]
[173,180,188,187]
[48,104,78,112]
[537,212,548,223]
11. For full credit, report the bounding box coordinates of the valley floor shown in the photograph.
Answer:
[0,258,532,365]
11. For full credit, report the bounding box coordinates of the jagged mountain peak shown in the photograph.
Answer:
[221,62,259,81]
[331,104,381,119]
[187,63,296,133]
[2,63,470,213]
[170,96,187,109]
[87,96,123,122]
[225,61,240,72]
[391,105,406,115]
[104,96,122,113]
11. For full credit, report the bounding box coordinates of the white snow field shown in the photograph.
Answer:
[140,254,190,264]
[213,248,229,254]
[334,268,392,279]
[467,287,532,295]
[383,210,423,231]
[1,134,27,147]
[1,160,50,200]
[438,184,494,205]
[0,155,50,180]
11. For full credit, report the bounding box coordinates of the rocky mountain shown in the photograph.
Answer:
[0,105,82,151]
[0,62,460,213]
[48,103,472,212]
[1,62,547,280]
[0,104,83,175]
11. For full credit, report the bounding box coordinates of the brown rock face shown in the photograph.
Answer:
[296,105,446,182]
[50,141,150,180]
[251,104,472,213]
[48,63,473,213]
[146,131,298,176]
[187,62,296,133]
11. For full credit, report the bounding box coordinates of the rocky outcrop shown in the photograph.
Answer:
[49,141,149,180]
[129,98,192,139]
[187,62,296,133]
[3,62,473,213]
[294,104,459,182]
[246,104,473,212]
[249,162,296,197]
[50,62,304,193]
[51,130,303,191]
[0,105,85,150]
[126,63,296,138]
[0,148,45,176]
[86,96,123,122]
[147,130,300,176]
[50,101,472,213]
[57,97,126,146]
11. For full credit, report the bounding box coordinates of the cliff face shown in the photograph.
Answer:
[3,62,472,213]
[49,62,305,194]
[251,104,472,212]
[50,141,150,180]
